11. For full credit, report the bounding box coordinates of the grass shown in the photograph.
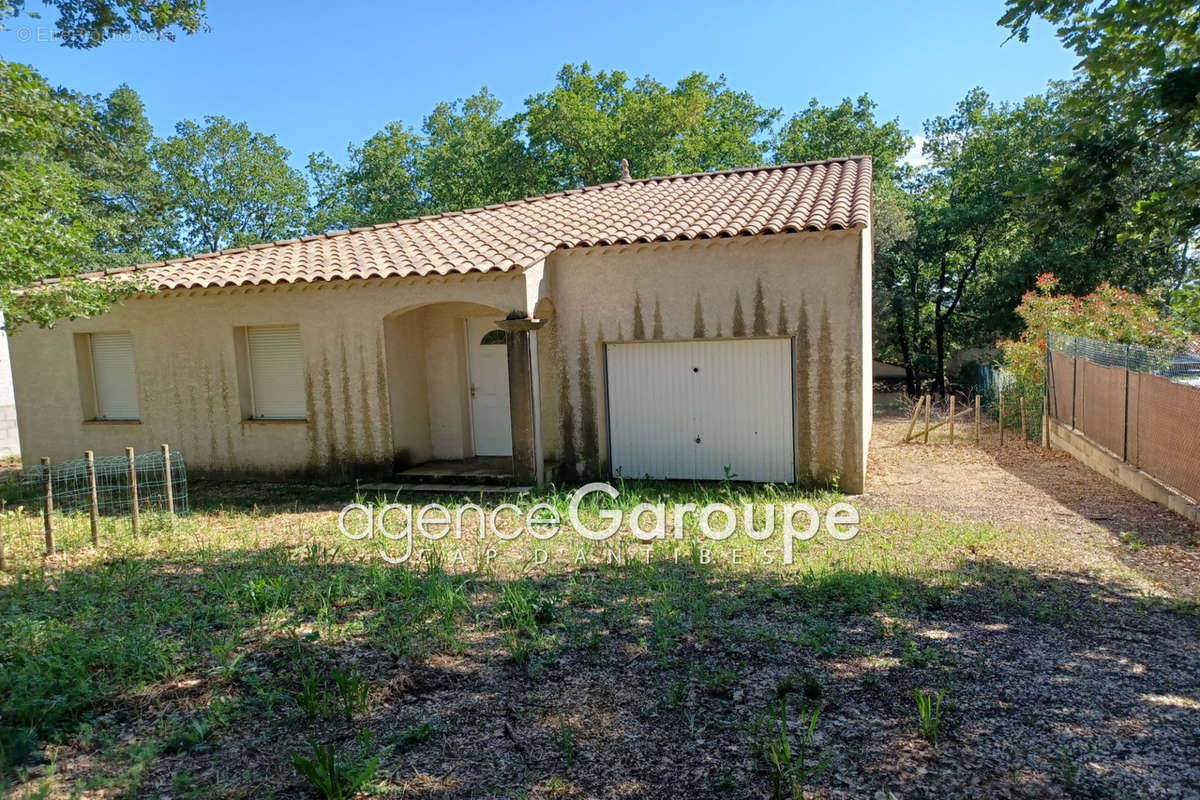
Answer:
[0,476,1192,797]
[914,689,946,744]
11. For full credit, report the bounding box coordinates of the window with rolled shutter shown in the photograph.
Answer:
[90,332,139,420]
[245,326,306,419]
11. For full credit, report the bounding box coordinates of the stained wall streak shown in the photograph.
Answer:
[753,279,768,336]
[338,335,359,462]
[219,352,235,462]
[794,299,813,481]
[320,348,338,470]
[732,291,746,337]
[632,292,646,340]
[305,369,323,470]
[578,317,600,476]
[557,363,578,482]
[814,303,837,482]
[374,331,391,461]
[202,360,219,468]
[357,343,376,462]
[693,294,706,338]
[652,298,664,340]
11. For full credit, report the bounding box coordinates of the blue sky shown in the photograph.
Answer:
[0,1,1081,171]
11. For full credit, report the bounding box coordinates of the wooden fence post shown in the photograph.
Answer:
[85,450,100,546]
[949,395,956,444]
[161,443,174,516]
[999,391,1005,446]
[41,456,54,555]
[126,447,140,535]
[1020,397,1028,443]
[905,395,925,442]
[974,395,981,446]
[923,394,932,444]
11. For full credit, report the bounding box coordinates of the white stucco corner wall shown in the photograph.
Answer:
[0,313,20,458]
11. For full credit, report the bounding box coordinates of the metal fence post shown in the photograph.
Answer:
[1122,344,1130,462]
[162,444,174,516]
[41,457,54,555]
[974,395,981,445]
[85,450,100,546]
[1070,338,1078,430]
[126,447,140,535]
[999,391,1005,446]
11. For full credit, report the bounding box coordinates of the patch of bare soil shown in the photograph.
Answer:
[865,409,1200,598]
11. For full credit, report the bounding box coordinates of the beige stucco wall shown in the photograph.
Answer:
[10,229,871,488]
[538,230,869,491]
[10,275,524,477]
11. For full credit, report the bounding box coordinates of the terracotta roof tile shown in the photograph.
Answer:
[63,157,871,291]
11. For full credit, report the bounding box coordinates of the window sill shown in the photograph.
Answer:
[83,419,142,425]
[242,418,309,425]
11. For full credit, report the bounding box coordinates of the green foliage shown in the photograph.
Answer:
[152,116,309,253]
[1000,1,1199,149]
[913,688,945,743]
[1000,272,1186,385]
[1,0,207,49]
[290,739,379,800]
[773,94,911,181]
[998,1,1199,281]
[1170,284,1200,334]
[754,697,828,800]
[0,60,144,331]
[524,63,778,187]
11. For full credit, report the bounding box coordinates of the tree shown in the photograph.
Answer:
[1001,272,1187,385]
[890,89,1052,394]
[153,116,309,254]
[772,95,919,387]
[420,89,546,213]
[332,121,424,229]
[773,94,911,179]
[0,61,141,331]
[1,0,207,48]
[69,85,171,267]
[1000,1,1200,240]
[523,63,777,186]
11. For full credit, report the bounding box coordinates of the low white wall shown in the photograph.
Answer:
[1049,419,1200,524]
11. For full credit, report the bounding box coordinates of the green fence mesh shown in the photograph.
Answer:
[17,450,189,516]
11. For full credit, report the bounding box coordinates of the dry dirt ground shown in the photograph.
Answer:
[4,410,1199,800]
[865,409,1200,598]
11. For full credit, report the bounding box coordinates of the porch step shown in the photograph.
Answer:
[358,482,534,495]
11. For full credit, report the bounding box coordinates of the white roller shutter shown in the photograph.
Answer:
[246,326,306,419]
[90,332,139,420]
[606,339,795,483]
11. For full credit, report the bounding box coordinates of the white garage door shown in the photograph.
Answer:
[606,339,795,482]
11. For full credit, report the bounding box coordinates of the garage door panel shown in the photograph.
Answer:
[606,339,794,482]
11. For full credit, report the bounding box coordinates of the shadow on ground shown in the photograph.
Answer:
[2,509,1197,799]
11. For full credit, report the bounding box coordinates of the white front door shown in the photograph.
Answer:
[466,316,512,456]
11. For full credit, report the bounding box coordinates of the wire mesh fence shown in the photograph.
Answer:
[975,364,1044,444]
[1047,334,1200,503]
[11,448,189,516]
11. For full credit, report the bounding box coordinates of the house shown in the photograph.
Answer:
[10,157,874,491]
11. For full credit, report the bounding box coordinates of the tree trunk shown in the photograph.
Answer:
[934,315,947,397]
